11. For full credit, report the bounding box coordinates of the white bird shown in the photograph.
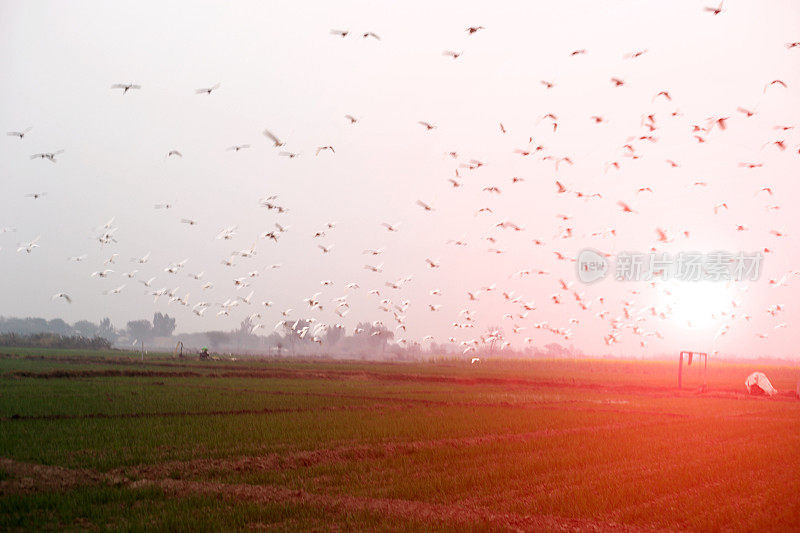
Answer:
[111,83,141,94]
[195,83,221,95]
[425,258,441,268]
[263,129,285,147]
[227,144,250,152]
[134,252,151,264]
[104,284,125,295]
[52,293,72,303]
[416,200,435,211]
[7,127,32,139]
[30,150,63,163]
[17,236,40,254]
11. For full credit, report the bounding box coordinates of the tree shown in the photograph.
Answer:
[486,325,504,356]
[127,320,154,344]
[325,326,345,347]
[233,318,256,351]
[206,331,230,351]
[47,318,72,336]
[152,312,176,337]
[361,322,393,354]
[73,320,100,338]
[544,342,569,357]
[280,319,313,356]
[98,318,118,342]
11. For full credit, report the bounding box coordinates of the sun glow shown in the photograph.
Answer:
[659,280,734,329]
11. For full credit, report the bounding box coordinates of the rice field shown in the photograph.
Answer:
[1,349,799,531]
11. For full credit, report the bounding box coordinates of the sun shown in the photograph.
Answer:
[658,280,733,329]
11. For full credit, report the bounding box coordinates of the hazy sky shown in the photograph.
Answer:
[1,0,799,357]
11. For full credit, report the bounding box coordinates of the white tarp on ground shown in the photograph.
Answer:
[745,372,778,396]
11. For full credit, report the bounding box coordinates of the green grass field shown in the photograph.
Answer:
[1,349,799,531]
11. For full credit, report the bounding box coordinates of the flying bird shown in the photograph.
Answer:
[17,236,40,253]
[263,129,285,147]
[195,83,221,95]
[764,80,787,92]
[7,127,31,139]
[653,91,672,102]
[30,150,63,162]
[111,83,141,94]
[624,49,648,59]
[704,1,724,15]
[416,200,434,211]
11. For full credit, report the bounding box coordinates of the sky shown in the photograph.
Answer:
[1,0,799,358]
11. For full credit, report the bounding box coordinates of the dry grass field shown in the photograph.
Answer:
[1,350,799,531]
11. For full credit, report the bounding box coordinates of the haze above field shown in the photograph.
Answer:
[1,1,799,357]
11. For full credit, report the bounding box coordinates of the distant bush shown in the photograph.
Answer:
[0,333,112,350]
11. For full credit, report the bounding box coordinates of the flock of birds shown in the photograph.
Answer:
[3,3,800,356]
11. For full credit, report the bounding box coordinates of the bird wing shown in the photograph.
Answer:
[263,129,281,144]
